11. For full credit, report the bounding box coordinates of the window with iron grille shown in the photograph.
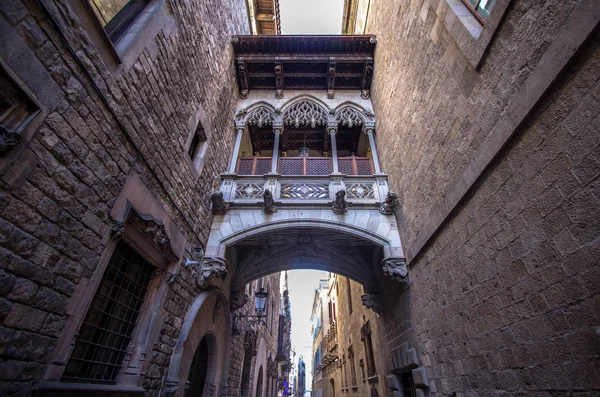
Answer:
[399,371,417,397]
[62,240,155,383]
[461,0,496,23]
[89,0,151,43]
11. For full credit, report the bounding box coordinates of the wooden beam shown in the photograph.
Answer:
[327,58,336,99]
[256,13,275,21]
[360,57,373,99]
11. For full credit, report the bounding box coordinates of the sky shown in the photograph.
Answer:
[280,0,344,34]
[277,0,344,392]
[285,270,328,392]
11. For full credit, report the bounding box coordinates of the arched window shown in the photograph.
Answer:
[330,378,336,397]
[186,336,209,397]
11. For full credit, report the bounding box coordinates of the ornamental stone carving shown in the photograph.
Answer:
[161,378,179,397]
[110,220,125,240]
[263,188,277,214]
[382,258,409,287]
[379,191,399,215]
[143,221,170,252]
[332,189,348,215]
[245,106,275,127]
[361,293,381,314]
[210,191,230,215]
[230,291,250,312]
[283,99,328,128]
[196,256,228,289]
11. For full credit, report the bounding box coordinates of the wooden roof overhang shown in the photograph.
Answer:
[232,35,376,99]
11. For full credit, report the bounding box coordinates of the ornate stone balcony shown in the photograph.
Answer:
[220,171,389,207]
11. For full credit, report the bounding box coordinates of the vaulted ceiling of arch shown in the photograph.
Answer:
[230,228,381,287]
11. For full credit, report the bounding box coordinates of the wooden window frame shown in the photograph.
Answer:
[460,0,488,25]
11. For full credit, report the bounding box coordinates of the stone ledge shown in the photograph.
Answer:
[32,382,145,397]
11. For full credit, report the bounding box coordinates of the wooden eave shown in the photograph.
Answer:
[232,35,376,99]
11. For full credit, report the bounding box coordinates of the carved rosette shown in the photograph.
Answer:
[196,256,228,289]
[382,258,409,287]
[361,293,381,314]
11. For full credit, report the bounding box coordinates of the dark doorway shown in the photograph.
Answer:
[187,337,209,397]
[256,366,264,397]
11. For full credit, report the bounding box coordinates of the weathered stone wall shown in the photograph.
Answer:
[0,0,248,395]
[367,0,599,395]
[226,274,282,397]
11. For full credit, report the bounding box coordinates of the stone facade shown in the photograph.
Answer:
[0,0,249,396]
[364,0,600,395]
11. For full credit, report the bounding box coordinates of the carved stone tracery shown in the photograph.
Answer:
[282,99,328,128]
[335,106,365,128]
[245,106,276,128]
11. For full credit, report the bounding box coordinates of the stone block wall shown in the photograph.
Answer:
[367,0,599,395]
[0,0,248,395]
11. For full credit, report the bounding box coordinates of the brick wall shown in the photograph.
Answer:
[0,0,248,395]
[367,0,599,394]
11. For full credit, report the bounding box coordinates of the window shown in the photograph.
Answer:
[398,372,417,397]
[342,353,347,388]
[461,0,496,23]
[0,64,39,156]
[359,358,366,382]
[89,0,151,43]
[346,277,353,315]
[348,346,357,387]
[361,321,376,378]
[62,240,155,383]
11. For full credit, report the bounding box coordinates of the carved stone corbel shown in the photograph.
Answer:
[161,377,179,397]
[327,58,336,99]
[110,220,125,240]
[143,221,170,252]
[210,191,230,215]
[379,191,399,215]
[263,188,278,214]
[361,293,381,314]
[230,291,250,312]
[332,189,348,215]
[196,256,228,289]
[0,125,21,155]
[382,258,409,287]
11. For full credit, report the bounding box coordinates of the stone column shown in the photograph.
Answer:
[328,122,339,174]
[364,125,382,174]
[271,125,282,174]
[228,121,246,173]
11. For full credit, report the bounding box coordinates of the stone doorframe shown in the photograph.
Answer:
[164,289,231,397]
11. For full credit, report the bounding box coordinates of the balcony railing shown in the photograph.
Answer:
[316,322,338,371]
[236,156,374,176]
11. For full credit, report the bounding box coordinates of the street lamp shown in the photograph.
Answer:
[232,287,270,335]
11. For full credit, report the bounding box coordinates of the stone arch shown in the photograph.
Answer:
[280,95,331,127]
[253,338,267,397]
[165,289,230,397]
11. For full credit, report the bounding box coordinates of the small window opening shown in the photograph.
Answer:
[89,0,151,43]
[398,371,417,397]
[188,121,207,159]
[461,0,496,24]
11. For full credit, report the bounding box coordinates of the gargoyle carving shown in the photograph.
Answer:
[210,191,229,215]
[230,291,250,312]
[263,189,277,214]
[382,258,409,287]
[379,191,399,215]
[332,189,348,215]
[361,293,381,314]
[196,256,228,289]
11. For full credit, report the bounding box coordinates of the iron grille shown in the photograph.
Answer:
[306,158,332,175]
[187,337,209,397]
[62,240,154,384]
[400,372,418,397]
[237,158,255,175]
[279,158,303,175]
[355,158,374,175]
[338,158,354,175]
[255,158,272,174]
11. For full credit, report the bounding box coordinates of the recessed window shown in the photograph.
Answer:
[0,65,39,156]
[398,372,418,397]
[187,121,208,173]
[62,240,155,384]
[461,0,496,23]
[89,0,151,43]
